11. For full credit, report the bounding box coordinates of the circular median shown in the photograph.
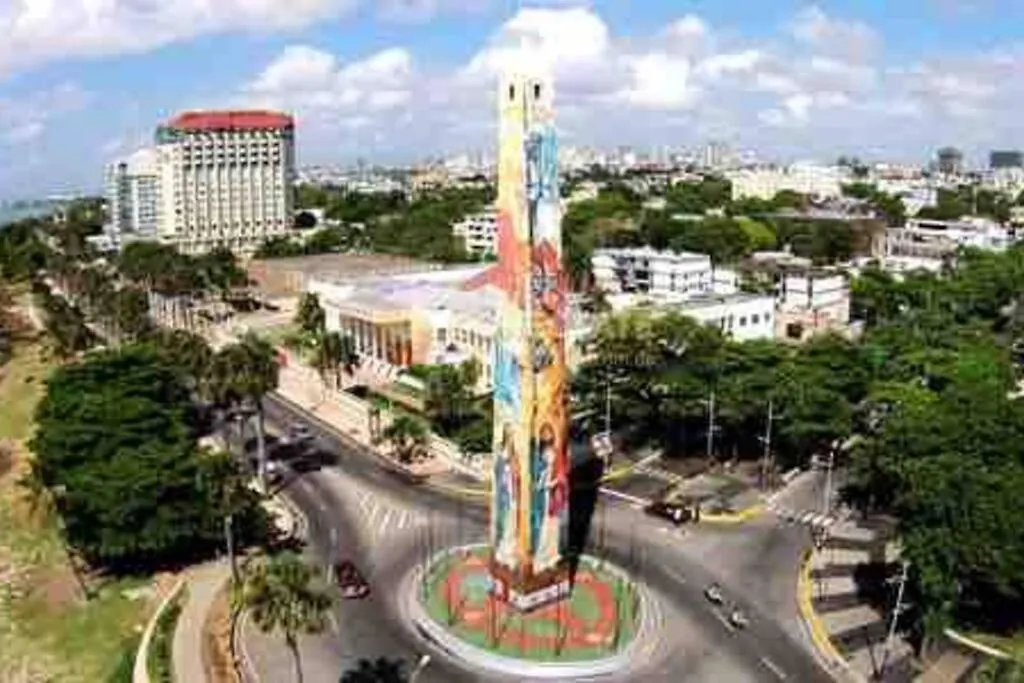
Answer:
[405,544,649,679]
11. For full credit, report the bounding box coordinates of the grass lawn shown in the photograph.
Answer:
[0,340,156,683]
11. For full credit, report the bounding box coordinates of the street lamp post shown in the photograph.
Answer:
[705,388,717,461]
[409,654,432,683]
[877,560,910,680]
[822,444,836,517]
[758,399,774,491]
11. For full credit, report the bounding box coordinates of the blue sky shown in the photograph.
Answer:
[2,0,1023,200]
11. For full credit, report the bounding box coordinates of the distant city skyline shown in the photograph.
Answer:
[4,1,1024,200]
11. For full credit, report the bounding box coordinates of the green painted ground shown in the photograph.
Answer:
[421,547,639,662]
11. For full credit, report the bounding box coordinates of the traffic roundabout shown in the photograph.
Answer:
[395,543,660,680]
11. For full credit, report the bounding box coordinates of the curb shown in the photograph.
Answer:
[796,548,863,682]
[402,544,655,680]
[133,577,187,683]
[944,629,1014,661]
[701,503,765,524]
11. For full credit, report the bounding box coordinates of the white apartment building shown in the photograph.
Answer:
[591,247,714,297]
[104,148,161,244]
[727,164,845,201]
[104,111,297,255]
[886,216,1015,263]
[451,207,498,256]
[776,272,851,341]
[153,111,295,254]
[672,293,775,342]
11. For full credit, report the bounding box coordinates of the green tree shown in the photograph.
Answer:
[29,346,254,570]
[237,552,333,683]
[378,414,429,465]
[423,360,480,433]
[313,331,358,390]
[295,292,326,337]
[210,334,280,489]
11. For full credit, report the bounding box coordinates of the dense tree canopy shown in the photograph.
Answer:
[29,346,263,570]
[579,243,1024,638]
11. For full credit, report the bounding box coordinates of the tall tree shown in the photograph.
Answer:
[313,331,358,390]
[237,552,333,683]
[210,333,280,489]
[378,414,429,465]
[29,345,258,570]
[295,292,326,337]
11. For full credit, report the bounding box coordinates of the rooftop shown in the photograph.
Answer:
[165,110,294,132]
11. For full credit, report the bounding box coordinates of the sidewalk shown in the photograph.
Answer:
[799,518,916,682]
[172,561,232,683]
[274,360,483,481]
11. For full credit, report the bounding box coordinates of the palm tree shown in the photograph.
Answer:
[313,331,359,390]
[295,292,326,337]
[210,333,280,489]
[377,414,429,465]
[147,328,213,397]
[236,552,333,683]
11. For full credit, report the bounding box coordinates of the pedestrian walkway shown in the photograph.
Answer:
[353,488,425,542]
[804,519,915,682]
[768,500,838,529]
[172,561,232,683]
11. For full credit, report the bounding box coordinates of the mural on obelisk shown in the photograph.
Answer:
[481,71,570,610]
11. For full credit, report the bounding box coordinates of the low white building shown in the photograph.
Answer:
[672,293,775,342]
[727,164,845,201]
[451,207,498,257]
[886,216,1015,263]
[591,247,714,297]
[776,273,851,341]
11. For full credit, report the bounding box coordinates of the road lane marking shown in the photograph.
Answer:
[379,506,395,532]
[599,487,649,505]
[709,608,735,631]
[662,567,687,586]
[357,489,373,515]
[329,527,338,548]
[327,612,339,635]
[760,656,787,680]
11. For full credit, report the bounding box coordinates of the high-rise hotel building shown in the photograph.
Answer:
[104,110,296,255]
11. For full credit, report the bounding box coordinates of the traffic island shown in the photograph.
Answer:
[404,544,650,679]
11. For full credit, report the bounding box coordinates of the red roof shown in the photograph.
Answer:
[166,110,294,132]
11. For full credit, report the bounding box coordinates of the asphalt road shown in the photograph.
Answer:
[246,393,834,683]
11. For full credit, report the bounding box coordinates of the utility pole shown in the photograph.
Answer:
[878,560,910,680]
[604,375,612,449]
[822,444,836,517]
[705,388,717,461]
[759,399,774,491]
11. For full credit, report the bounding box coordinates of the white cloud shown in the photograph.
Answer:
[0,0,361,76]
[790,5,879,62]
[0,0,495,76]
[0,82,89,147]
[12,3,1024,195]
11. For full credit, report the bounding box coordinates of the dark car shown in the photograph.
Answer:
[334,560,370,599]
[644,501,693,526]
[289,423,314,442]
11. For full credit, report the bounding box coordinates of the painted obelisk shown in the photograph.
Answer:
[486,70,571,611]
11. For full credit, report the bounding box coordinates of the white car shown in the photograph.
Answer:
[704,584,724,604]
[728,609,750,629]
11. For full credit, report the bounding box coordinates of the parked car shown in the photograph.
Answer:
[704,583,724,604]
[334,560,370,599]
[728,608,749,629]
[644,501,693,526]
